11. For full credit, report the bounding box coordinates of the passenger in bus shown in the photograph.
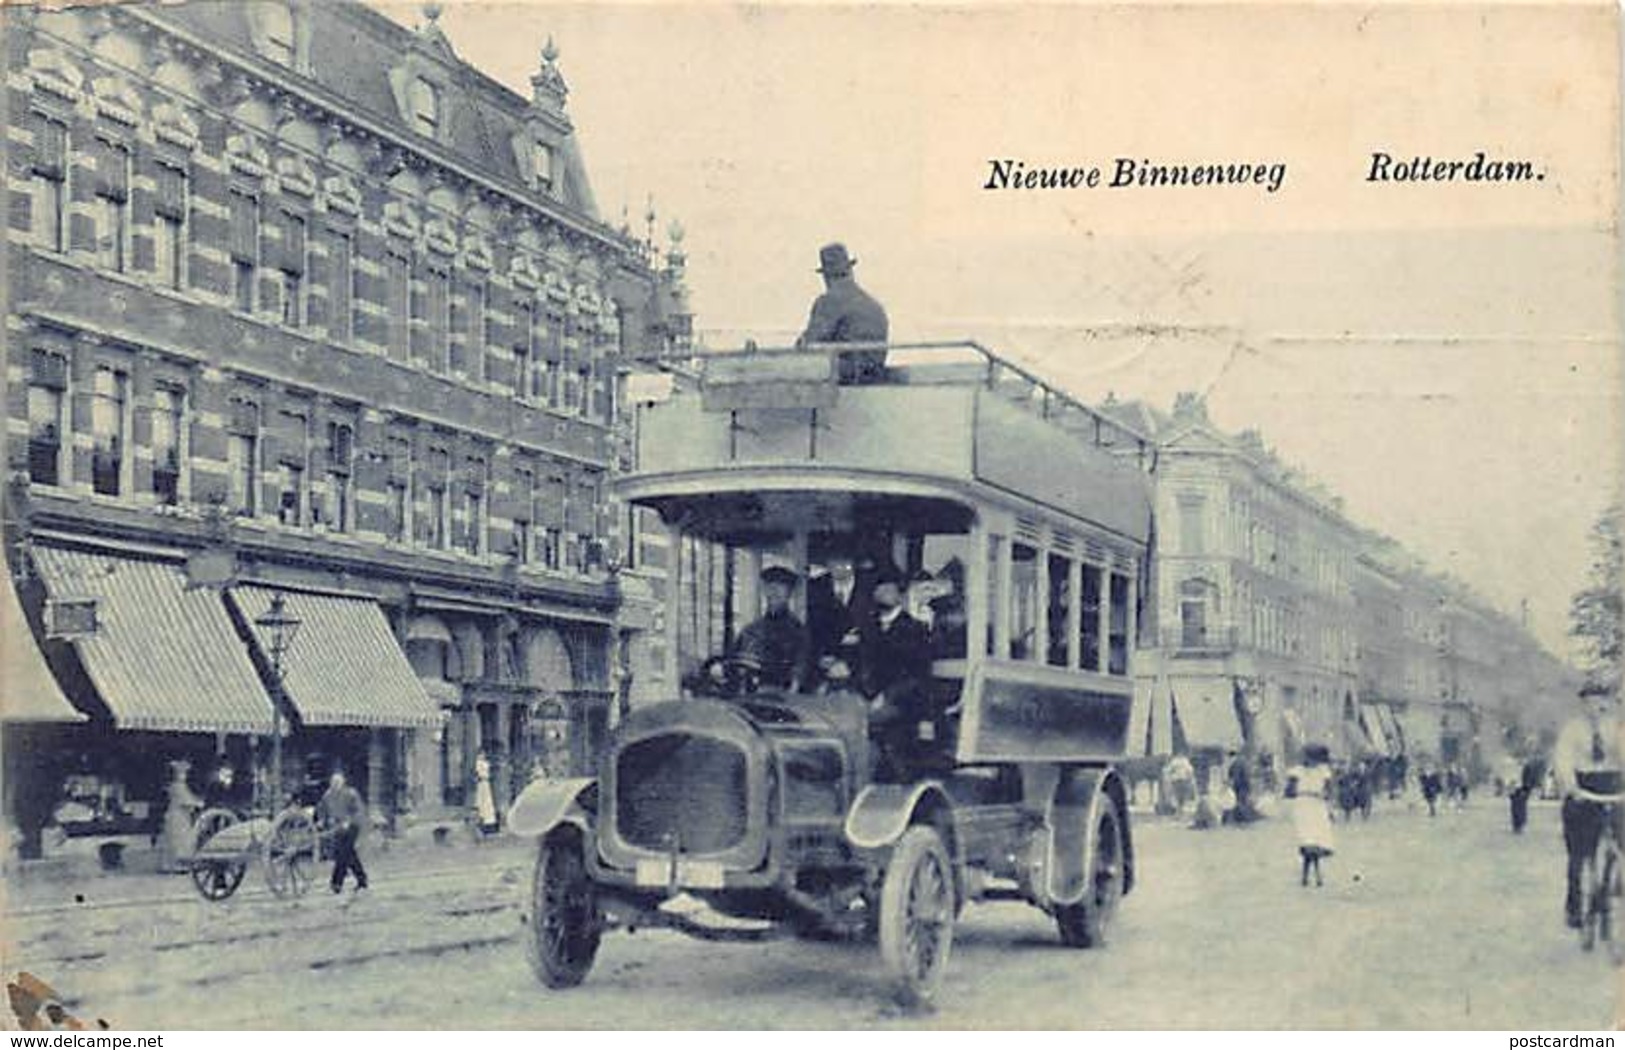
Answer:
[926,559,968,659]
[807,552,867,690]
[727,565,809,692]
[796,243,890,384]
[858,563,935,779]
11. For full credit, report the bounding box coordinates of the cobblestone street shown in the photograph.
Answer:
[4,797,1616,1029]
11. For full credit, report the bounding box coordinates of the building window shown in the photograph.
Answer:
[462,485,485,555]
[386,250,410,361]
[512,300,534,397]
[513,466,534,563]
[409,77,440,137]
[229,190,259,313]
[263,3,296,66]
[276,211,307,327]
[26,351,68,487]
[387,436,411,543]
[226,398,259,516]
[276,411,308,526]
[93,140,131,273]
[1178,495,1205,554]
[540,527,561,571]
[425,265,450,371]
[1179,578,1219,649]
[1079,563,1102,672]
[324,422,353,532]
[153,163,188,290]
[326,229,354,342]
[455,279,485,379]
[425,482,447,550]
[151,385,186,506]
[30,113,68,252]
[533,140,554,192]
[576,366,593,418]
[90,368,129,497]
[541,359,560,407]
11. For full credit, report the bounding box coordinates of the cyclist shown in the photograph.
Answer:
[1553,681,1622,929]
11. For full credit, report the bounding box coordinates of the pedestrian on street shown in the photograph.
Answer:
[473,752,499,836]
[1509,756,1540,834]
[1286,744,1335,887]
[1420,765,1443,817]
[1552,683,1622,929]
[316,770,368,896]
[157,760,203,873]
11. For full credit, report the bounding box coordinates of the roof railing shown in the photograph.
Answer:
[684,340,1155,469]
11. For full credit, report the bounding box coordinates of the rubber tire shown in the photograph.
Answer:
[1056,805,1124,949]
[526,832,602,989]
[878,825,955,1008]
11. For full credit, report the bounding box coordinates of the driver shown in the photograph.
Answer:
[727,565,808,692]
[1554,681,1622,928]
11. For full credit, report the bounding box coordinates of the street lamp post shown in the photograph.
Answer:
[256,593,301,812]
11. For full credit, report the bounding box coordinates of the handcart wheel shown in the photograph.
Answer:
[189,808,247,901]
[265,807,319,899]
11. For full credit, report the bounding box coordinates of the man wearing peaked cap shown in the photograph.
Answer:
[797,242,890,384]
[729,565,809,692]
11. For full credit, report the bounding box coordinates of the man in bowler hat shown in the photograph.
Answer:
[858,562,935,779]
[798,243,889,383]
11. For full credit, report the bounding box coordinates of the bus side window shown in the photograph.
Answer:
[1080,564,1102,672]
[1047,552,1072,668]
[1009,542,1039,661]
[1108,571,1130,675]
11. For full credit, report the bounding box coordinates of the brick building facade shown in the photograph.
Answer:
[1,0,687,854]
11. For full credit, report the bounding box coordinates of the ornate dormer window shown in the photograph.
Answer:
[248,2,309,72]
[532,140,554,193]
[410,77,440,138]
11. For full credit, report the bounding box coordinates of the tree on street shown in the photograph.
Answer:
[1570,501,1622,691]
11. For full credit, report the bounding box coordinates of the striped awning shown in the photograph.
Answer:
[229,586,439,729]
[1,562,85,723]
[30,547,271,733]
[1170,687,1243,752]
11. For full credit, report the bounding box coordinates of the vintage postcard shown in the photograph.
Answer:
[0,0,1619,1031]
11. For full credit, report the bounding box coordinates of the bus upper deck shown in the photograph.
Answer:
[623,341,1153,549]
[621,342,1155,767]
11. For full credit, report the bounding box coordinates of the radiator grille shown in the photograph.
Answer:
[615,733,749,854]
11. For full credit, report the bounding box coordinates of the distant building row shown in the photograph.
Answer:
[1106,392,1572,771]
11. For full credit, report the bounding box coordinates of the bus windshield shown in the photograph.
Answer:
[668,496,973,697]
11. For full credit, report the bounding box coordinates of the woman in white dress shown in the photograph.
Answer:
[473,752,498,836]
[1286,743,1335,887]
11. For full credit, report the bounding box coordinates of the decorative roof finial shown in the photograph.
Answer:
[422,2,443,25]
[530,34,569,111]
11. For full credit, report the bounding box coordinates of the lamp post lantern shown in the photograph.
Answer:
[256,593,301,810]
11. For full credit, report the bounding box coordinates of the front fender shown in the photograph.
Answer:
[506,776,597,838]
[844,781,953,850]
[1047,766,1133,906]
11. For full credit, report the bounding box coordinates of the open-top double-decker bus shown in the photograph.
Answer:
[509,341,1154,1005]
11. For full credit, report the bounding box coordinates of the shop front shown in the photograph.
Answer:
[23,544,277,864]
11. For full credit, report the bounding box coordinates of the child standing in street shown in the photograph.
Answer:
[1286,743,1335,887]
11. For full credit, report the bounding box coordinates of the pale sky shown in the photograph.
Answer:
[378,1,1622,656]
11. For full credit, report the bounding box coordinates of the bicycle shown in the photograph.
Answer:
[1573,781,1624,962]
